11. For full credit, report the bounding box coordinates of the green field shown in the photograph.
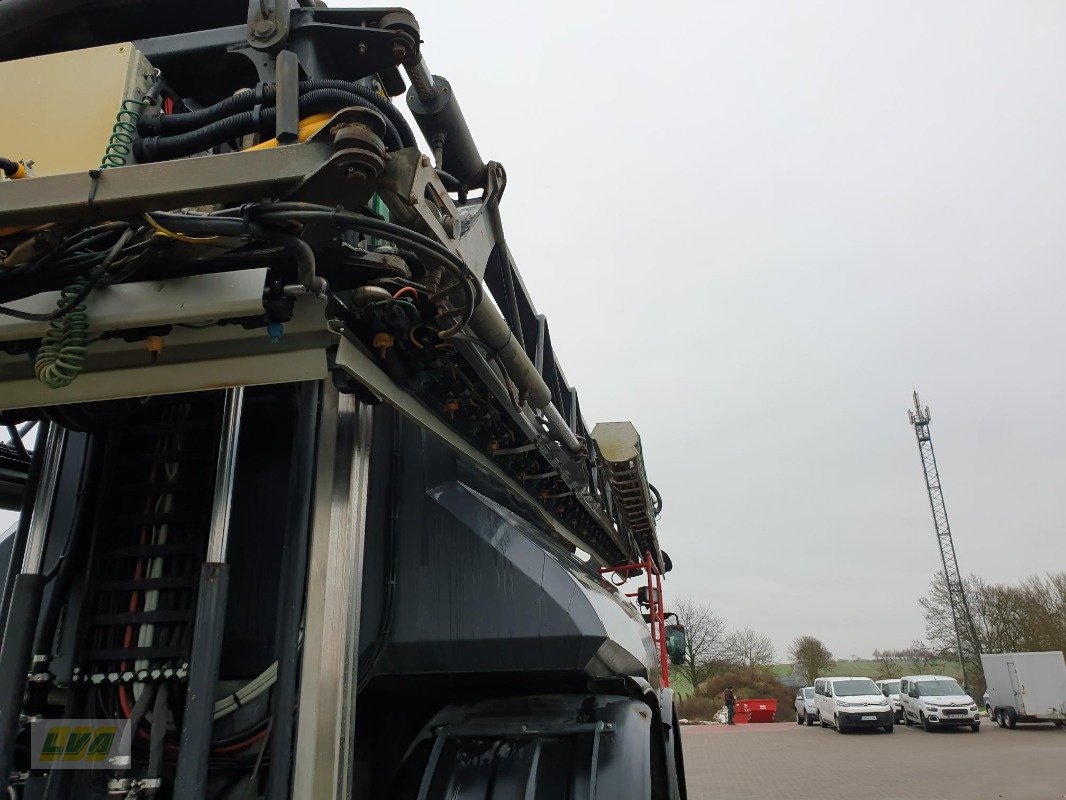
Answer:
[669,671,695,698]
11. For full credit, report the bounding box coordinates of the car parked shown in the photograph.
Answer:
[795,686,816,726]
[876,679,904,723]
[899,674,980,731]
[813,676,894,733]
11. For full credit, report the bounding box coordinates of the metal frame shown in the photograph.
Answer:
[601,553,671,688]
[293,385,373,798]
[334,335,608,567]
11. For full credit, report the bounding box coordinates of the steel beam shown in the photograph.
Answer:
[292,386,372,799]
[0,143,334,228]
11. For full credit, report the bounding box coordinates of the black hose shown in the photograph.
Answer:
[0,157,20,178]
[249,203,481,304]
[33,442,98,656]
[128,683,158,740]
[148,683,169,779]
[134,89,402,162]
[255,231,321,292]
[145,80,417,149]
[650,483,663,516]
[356,410,401,692]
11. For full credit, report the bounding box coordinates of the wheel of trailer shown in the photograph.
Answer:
[995,709,1007,728]
[805,712,814,727]
[921,712,935,732]
[1006,709,1017,729]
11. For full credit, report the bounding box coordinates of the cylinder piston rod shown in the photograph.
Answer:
[174,386,244,800]
[404,56,486,188]
[0,423,67,795]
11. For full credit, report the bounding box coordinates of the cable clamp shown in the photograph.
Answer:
[86,169,103,217]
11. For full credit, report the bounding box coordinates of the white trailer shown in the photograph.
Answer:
[980,652,1066,728]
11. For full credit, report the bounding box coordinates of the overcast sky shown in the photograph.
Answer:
[5,1,1065,663]
[375,0,1066,659]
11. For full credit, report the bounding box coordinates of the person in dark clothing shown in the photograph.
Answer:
[723,687,736,725]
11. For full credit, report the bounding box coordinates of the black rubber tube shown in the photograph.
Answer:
[148,683,169,779]
[33,442,97,656]
[134,89,401,162]
[145,80,417,149]
[129,682,159,741]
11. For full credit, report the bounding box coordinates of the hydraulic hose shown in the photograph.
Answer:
[144,214,323,291]
[143,80,417,149]
[0,158,27,180]
[134,89,401,162]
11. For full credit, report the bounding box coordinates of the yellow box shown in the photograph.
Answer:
[0,42,154,177]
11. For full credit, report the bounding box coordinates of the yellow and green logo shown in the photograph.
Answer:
[31,719,130,770]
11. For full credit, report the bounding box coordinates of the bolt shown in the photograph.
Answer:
[357,42,368,55]
[253,18,277,38]
[392,42,408,61]
[420,155,431,167]
[409,193,419,204]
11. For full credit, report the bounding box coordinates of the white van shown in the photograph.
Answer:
[813,676,894,733]
[875,679,903,723]
[899,674,980,731]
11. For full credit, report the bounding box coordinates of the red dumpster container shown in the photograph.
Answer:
[735,699,777,723]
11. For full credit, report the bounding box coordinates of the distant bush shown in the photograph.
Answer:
[697,667,796,721]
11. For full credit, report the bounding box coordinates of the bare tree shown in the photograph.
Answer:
[671,597,728,689]
[788,636,835,683]
[873,648,905,680]
[918,571,1066,657]
[873,643,938,678]
[726,627,775,668]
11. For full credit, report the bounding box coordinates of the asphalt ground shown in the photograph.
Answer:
[681,718,1066,800]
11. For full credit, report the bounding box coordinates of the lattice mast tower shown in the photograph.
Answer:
[908,392,983,689]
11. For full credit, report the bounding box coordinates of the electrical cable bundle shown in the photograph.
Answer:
[148,203,482,337]
[134,80,414,162]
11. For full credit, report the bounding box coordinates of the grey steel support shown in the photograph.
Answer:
[0,141,334,228]
[265,382,320,800]
[174,388,244,800]
[275,50,300,143]
[0,424,66,795]
[292,385,373,800]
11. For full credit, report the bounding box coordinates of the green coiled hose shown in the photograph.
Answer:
[35,95,150,389]
[35,278,90,389]
[100,97,149,169]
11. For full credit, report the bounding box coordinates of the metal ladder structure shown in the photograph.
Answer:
[908,392,983,689]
